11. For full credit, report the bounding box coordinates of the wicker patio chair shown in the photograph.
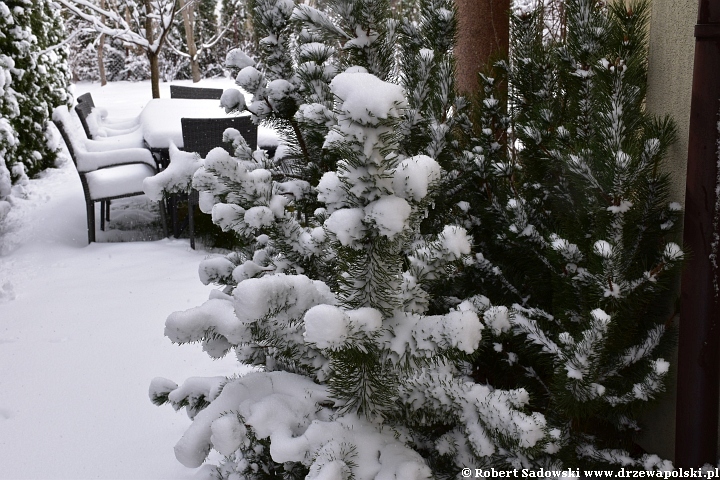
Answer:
[74,102,141,141]
[76,92,95,107]
[75,92,141,136]
[178,115,257,248]
[181,116,257,155]
[74,101,96,139]
[170,85,224,100]
[52,106,167,244]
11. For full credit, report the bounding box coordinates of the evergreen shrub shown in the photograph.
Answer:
[152,0,682,475]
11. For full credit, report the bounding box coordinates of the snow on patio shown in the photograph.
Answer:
[0,79,253,479]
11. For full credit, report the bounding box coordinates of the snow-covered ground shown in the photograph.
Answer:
[0,79,252,479]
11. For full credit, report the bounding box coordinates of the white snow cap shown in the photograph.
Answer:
[304,304,350,350]
[210,414,248,457]
[143,141,202,200]
[392,155,442,202]
[364,196,411,240]
[236,66,264,93]
[330,70,407,124]
[267,79,295,108]
[663,242,683,262]
[483,306,511,335]
[220,88,246,112]
[591,308,611,325]
[654,358,670,375]
[225,49,255,69]
[607,200,633,214]
[347,307,383,333]
[244,206,275,229]
[593,240,614,258]
[440,225,472,258]
[317,171,347,212]
[232,274,336,324]
[325,207,366,247]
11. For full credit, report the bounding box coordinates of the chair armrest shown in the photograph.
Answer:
[83,129,145,152]
[101,116,141,129]
[91,107,141,129]
[76,148,157,173]
[142,142,202,201]
[92,124,141,138]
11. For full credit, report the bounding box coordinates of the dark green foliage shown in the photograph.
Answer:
[156,0,681,474]
[438,0,682,468]
[219,0,256,64]
[1,0,70,180]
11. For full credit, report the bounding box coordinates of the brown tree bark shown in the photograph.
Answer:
[148,51,161,99]
[97,33,107,86]
[179,0,201,83]
[97,0,107,86]
[143,0,160,98]
[454,0,511,95]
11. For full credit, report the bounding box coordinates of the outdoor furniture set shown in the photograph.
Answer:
[53,86,258,246]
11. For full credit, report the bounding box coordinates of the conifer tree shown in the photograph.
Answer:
[152,1,550,478]
[152,0,682,475]
[437,0,682,469]
[219,0,255,61]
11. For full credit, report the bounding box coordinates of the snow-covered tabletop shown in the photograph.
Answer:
[139,99,279,149]
[140,99,237,149]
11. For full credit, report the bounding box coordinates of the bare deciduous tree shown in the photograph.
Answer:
[58,0,180,98]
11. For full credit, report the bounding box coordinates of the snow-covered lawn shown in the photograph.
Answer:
[0,79,250,479]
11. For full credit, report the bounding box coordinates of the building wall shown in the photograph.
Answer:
[639,0,696,461]
[645,0,695,207]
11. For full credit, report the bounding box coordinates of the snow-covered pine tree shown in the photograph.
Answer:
[0,0,70,179]
[193,0,224,76]
[151,0,552,478]
[219,0,256,69]
[438,0,682,469]
[0,29,18,220]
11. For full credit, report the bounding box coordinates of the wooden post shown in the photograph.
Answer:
[454,0,510,94]
[675,0,720,468]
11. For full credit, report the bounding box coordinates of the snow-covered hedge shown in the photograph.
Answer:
[0,0,70,189]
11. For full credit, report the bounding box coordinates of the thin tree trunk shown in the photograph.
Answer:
[97,0,107,85]
[98,33,107,86]
[455,0,510,94]
[179,0,201,83]
[144,0,160,98]
[148,51,161,98]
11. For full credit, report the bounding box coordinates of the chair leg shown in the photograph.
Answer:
[158,200,168,238]
[106,200,111,222]
[100,200,105,231]
[171,193,180,238]
[87,201,96,243]
[188,190,197,250]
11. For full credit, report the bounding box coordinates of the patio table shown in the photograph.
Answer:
[140,98,276,164]
[140,98,229,161]
[140,98,271,247]
[140,98,232,243]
